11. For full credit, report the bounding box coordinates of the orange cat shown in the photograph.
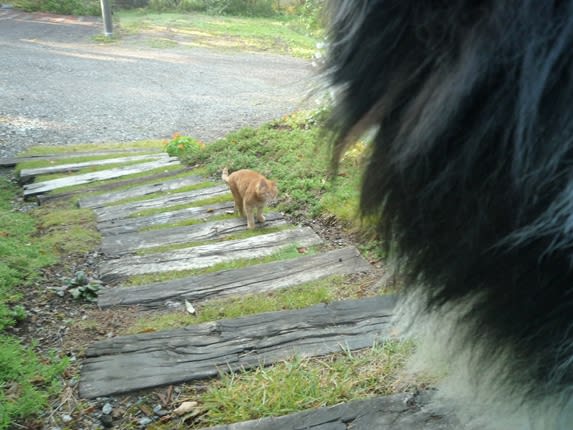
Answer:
[222,168,278,229]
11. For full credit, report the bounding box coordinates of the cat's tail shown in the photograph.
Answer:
[221,167,229,183]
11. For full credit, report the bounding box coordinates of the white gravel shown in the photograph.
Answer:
[0,9,318,158]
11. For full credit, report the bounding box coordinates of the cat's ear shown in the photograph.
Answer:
[258,179,268,191]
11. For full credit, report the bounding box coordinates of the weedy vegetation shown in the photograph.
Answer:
[0,178,69,429]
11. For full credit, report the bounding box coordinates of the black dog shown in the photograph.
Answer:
[326,1,573,428]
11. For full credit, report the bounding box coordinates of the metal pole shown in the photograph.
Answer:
[100,0,113,37]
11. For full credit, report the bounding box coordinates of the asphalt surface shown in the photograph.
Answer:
[0,7,316,158]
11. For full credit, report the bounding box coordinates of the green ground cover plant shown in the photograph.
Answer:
[0,178,68,429]
[196,340,414,427]
[168,110,366,228]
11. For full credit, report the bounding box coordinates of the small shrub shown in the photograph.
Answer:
[12,0,101,16]
[164,133,206,164]
[145,0,277,16]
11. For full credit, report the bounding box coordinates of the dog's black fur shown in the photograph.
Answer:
[326,0,573,427]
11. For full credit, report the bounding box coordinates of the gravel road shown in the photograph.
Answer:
[0,7,317,158]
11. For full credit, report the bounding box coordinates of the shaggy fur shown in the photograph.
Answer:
[325,0,573,428]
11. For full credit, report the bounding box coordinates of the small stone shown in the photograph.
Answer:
[61,414,73,423]
[139,416,153,427]
[153,404,168,417]
[100,414,113,428]
[102,402,113,415]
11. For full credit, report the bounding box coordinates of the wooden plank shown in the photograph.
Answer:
[35,167,193,205]
[100,213,287,257]
[98,247,371,307]
[79,296,397,398]
[97,202,234,235]
[19,154,167,180]
[202,391,459,430]
[0,148,157,167]
[78,175,207,209]
[94,185,229,222]
[98,227,323,283]
[23,158,179,197]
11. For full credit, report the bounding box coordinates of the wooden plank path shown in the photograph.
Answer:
[94,184,229,222]
[98,247,371,308]
[203,392,458,430]
[97,201,234,235]
[2,151,461,427]
[98,226,323,282]
[23,157,179,197]
[78,175,207,208]
[79,296,397,398]
[18,153,167,181]
[37,167,193,205]
[100,213,287,256]
[0,148,155,167]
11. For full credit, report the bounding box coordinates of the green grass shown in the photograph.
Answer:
[0,178,68,429]
[117,10,320,58]
[124,244,320,287]
[0,338,68,429]
[195,340,415,428]
[176,110,366,228]
[125,274,367,334]
[0,180,55,330]
[32,206,100,256]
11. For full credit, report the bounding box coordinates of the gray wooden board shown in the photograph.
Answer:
[97,202,234,235]
[19,154,167,180]
[78,175,207,209]
[94,185,229,222]
[98,227,323,282]
[202,391,459,430]
[98,247,371,307]
[36,167,192,205]
[79,296,397,398]
[23,158,179,197]
[0,149,156,167]
[100,213,287,257]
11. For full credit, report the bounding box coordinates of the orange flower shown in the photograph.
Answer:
[172,132,181,139]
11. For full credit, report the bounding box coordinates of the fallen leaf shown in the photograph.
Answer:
[184,300,196,315]
[173,401,198,416]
